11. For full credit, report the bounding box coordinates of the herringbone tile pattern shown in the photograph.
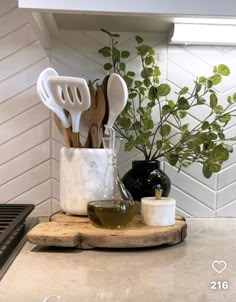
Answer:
[1,1,235,217]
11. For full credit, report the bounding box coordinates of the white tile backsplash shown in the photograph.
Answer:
[1,1,236,217]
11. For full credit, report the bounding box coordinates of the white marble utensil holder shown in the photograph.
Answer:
[141,197,176,226]
[60,147,108,215]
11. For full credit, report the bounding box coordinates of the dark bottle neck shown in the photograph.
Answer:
[132,160,160,169]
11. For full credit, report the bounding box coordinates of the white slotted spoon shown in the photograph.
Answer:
[37,68,72,147]
[105,73,128,135]
[48,76,91,147]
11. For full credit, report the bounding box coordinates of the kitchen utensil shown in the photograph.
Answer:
[105,73,128,135]
[48,76,91,147]
[37,68,72,147]
[37,68,71,129]
[54,113,71,148]
[83,82,106,148]
[101,75,110,129]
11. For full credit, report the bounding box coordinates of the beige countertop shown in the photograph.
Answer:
[1,218,236,302]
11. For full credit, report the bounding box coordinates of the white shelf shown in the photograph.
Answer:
[18,0,236,16]
[18,0,236,48]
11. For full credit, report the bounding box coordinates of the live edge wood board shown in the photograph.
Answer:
[27,212,187,249]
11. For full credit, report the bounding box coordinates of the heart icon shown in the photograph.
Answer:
[212,260,227,274]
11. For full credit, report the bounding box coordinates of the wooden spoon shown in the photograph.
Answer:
[83,82,106,148]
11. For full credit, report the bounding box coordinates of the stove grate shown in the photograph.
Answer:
[0,204,34,269]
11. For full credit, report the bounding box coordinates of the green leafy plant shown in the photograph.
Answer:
[98,29,236,178]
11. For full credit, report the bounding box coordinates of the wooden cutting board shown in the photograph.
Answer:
[27,212,187,249]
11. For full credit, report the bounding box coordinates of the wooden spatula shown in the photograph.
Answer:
[83,82,106,148]
[53,113,71,148]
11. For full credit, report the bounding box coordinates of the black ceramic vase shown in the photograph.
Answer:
[122,160,171,201]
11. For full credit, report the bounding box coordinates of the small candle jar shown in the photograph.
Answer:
[141,197,176,226]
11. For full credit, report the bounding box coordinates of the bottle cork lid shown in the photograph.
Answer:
[155,185,162,200]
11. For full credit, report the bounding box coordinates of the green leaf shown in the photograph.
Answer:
[206,80,213,89]
[203,165,212,178]
[179,87,189,95]
[157,84,171,96]
[218,132,225,140]
[127,71,135,77]
[112,33,120,37]
[137,107,145,116]
[121,50,130,58]
[135,36,144,44]
[201,121,210,130]
[98,46,111,57]
[166,153,178,166]
[212,122,221,131]
[160,124,171,136]
[112,48,120,61]
[143,119,154,129]
[210,93,218,109]
[197,96,206,104]
[199,76,206,83]
[214,105,223,114]
[104,63,113,70]
[178,97,190,110]
[149,48,156,56]
[118,118,131,129]
[156,140,162,149]
[145,56,155,65]
[143,78,151,87]
[139,87,146,95]
[162,141,171,151]
[179,111,187,118]
[119,62,126,71]
[153,66,161,77]
[136,44,152,56]
[219,113,231,124]
[181,124,189,132]
[209,162,221,173]
[208,133,218,140]
[227,95,233,104]
[134,80,142,88]
[101,28,115,37]
[168,100,175,109]
[124,141,134,151]
[212,145,229,161]
[148,86,158,100]
[210,74,222,85]
[161,105,172,115]
[217,64,230,76]
[128,92,137,99]
[135,134,146,144]
[123,76,133,88]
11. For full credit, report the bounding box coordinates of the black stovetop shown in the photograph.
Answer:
[0,204,35,275]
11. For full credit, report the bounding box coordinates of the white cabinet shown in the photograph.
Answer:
[18,0,236,48]
[18,0,236,16]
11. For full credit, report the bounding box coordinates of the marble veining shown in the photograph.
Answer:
[60,147,109,215]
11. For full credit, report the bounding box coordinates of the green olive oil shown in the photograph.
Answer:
[87,200,136,229]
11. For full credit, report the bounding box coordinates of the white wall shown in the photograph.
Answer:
[0,1,51,216]
[1,0,236,217]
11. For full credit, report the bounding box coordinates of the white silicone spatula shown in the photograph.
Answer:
[37,68,72,147]
[37,68,71,128]
[48,76,91,147]
[105,73,128,135]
